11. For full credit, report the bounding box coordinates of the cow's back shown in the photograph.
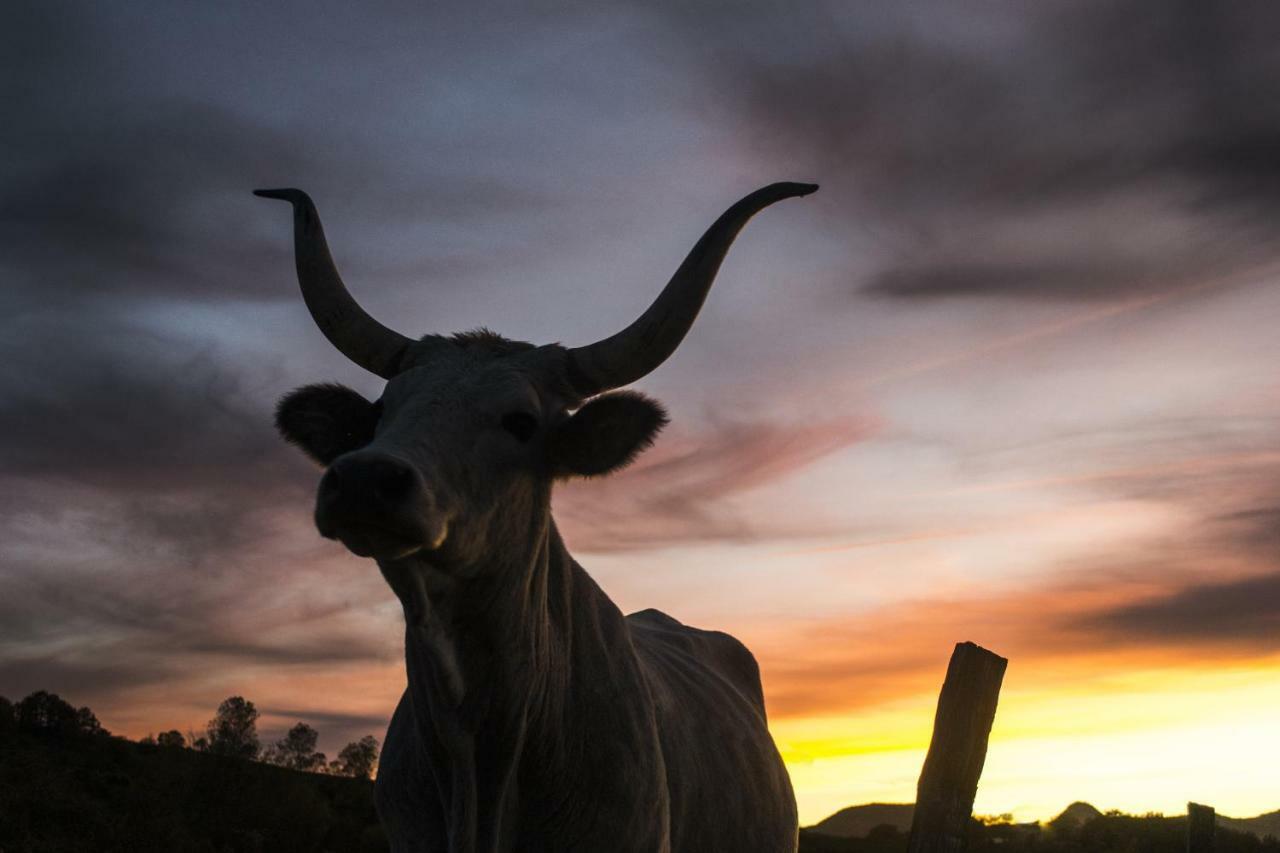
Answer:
[627,608,798,853]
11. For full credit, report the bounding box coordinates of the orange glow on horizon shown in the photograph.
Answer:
[775,656,1280,825]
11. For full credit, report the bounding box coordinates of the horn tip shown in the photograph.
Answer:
[253,188,310,205]
[751,182,819,207]
[781,181,819,197]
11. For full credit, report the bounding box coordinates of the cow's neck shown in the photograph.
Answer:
[382,502,665,851]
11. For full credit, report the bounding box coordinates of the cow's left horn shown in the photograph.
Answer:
[565,182,818,397]
[255,188,412,379]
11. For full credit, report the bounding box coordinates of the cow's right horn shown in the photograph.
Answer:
[255,188,412,379]
[565,182,817,397]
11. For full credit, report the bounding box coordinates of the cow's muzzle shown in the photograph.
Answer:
[314,451,448,560]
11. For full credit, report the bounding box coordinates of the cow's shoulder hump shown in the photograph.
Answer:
[627,608,765,710]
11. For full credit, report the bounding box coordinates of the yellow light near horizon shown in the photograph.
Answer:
[778,658,1280,826]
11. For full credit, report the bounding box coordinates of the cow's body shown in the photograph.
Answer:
[257,182,815,853]
[374,526,795,853]
[631,609,798,853]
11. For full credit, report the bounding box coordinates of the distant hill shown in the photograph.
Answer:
[801,804,1280,853]
[1223,810,1280,841]
[1049,802,1280,841]
[1049,801,1103,829]
[808,798,1280,844]
[809,803,915,838]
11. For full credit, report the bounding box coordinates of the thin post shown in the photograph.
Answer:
[907,641,1008,853]
[1188,802,1215,853]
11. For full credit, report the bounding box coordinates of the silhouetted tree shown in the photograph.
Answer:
[75,705,106,736]
[16,691,82,736]
[0,695,14,737]
[156,729,186,749]
[331,735,379,779]
[265,722,327,772]
[204,696,260,760]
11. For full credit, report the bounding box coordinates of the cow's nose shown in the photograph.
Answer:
[316,453,422,533]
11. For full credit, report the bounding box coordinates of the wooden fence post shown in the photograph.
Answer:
[906,641,1008,853]
[1187,802,1215,853]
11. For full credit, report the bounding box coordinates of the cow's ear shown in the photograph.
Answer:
[548,391,668,478]
[276,383,381,465]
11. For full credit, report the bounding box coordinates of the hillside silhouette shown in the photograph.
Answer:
[810,803,915,837]
[0,691,384,853]
[1050,801,1104,829]
[2,727,385,852]
[1225,811,1280,841]
[802,800,1280,853]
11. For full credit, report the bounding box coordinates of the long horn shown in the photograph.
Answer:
[566,182,818,397]
[255,188,412,379]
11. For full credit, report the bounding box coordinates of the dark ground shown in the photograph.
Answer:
[0,727,385,853]
[2,726,1276,853]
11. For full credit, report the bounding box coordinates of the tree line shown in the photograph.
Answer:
[2,690,379,780]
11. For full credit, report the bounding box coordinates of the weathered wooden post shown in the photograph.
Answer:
[906,641,1008,853]
[1187,802,1215,853]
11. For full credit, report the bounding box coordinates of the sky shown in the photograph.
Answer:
[3,0,1280,826]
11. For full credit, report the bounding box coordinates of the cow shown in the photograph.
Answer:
[256,181,818,853]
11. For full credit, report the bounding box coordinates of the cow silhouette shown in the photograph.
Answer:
[258,182,817,852]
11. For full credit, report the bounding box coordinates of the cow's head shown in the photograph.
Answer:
[257,184,816,577]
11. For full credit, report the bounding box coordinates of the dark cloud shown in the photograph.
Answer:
[0,316,284,490]
[1213,506,1280,553]
[0,2,569,320]
[0,655,181,702]
[186,637,392,667]
[1002,430,1280,651]
[0,104,308,302]
[1081,486,1280,652]
[865,262,1143,301]
[264,707,389,731]
[1,3,305,303]
[645,0,1280,300]
[1079,570,1280,648]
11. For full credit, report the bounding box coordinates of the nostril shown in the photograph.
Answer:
[319,454,419,516]
[373,460,416,501]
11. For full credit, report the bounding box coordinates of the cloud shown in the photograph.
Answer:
[0,317,285,491]
[1,4,309,304]
[866,262,1162,302]
[557,413,877,552]
[263,707,389,731]
[752,439,1280,719]
[643,0,1280,301]
[1080,570,1280,647]
[0,1,582,328]
[0,655,181,702]
[763,566,1280,723]
[752,561,1258,719]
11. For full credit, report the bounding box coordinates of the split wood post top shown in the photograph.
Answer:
[907,641,1008,853]
[1188,802,1215,853]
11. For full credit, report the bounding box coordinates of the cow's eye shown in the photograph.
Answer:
[500,411,538,442]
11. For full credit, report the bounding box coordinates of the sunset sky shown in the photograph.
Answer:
[3,0,1279,826]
